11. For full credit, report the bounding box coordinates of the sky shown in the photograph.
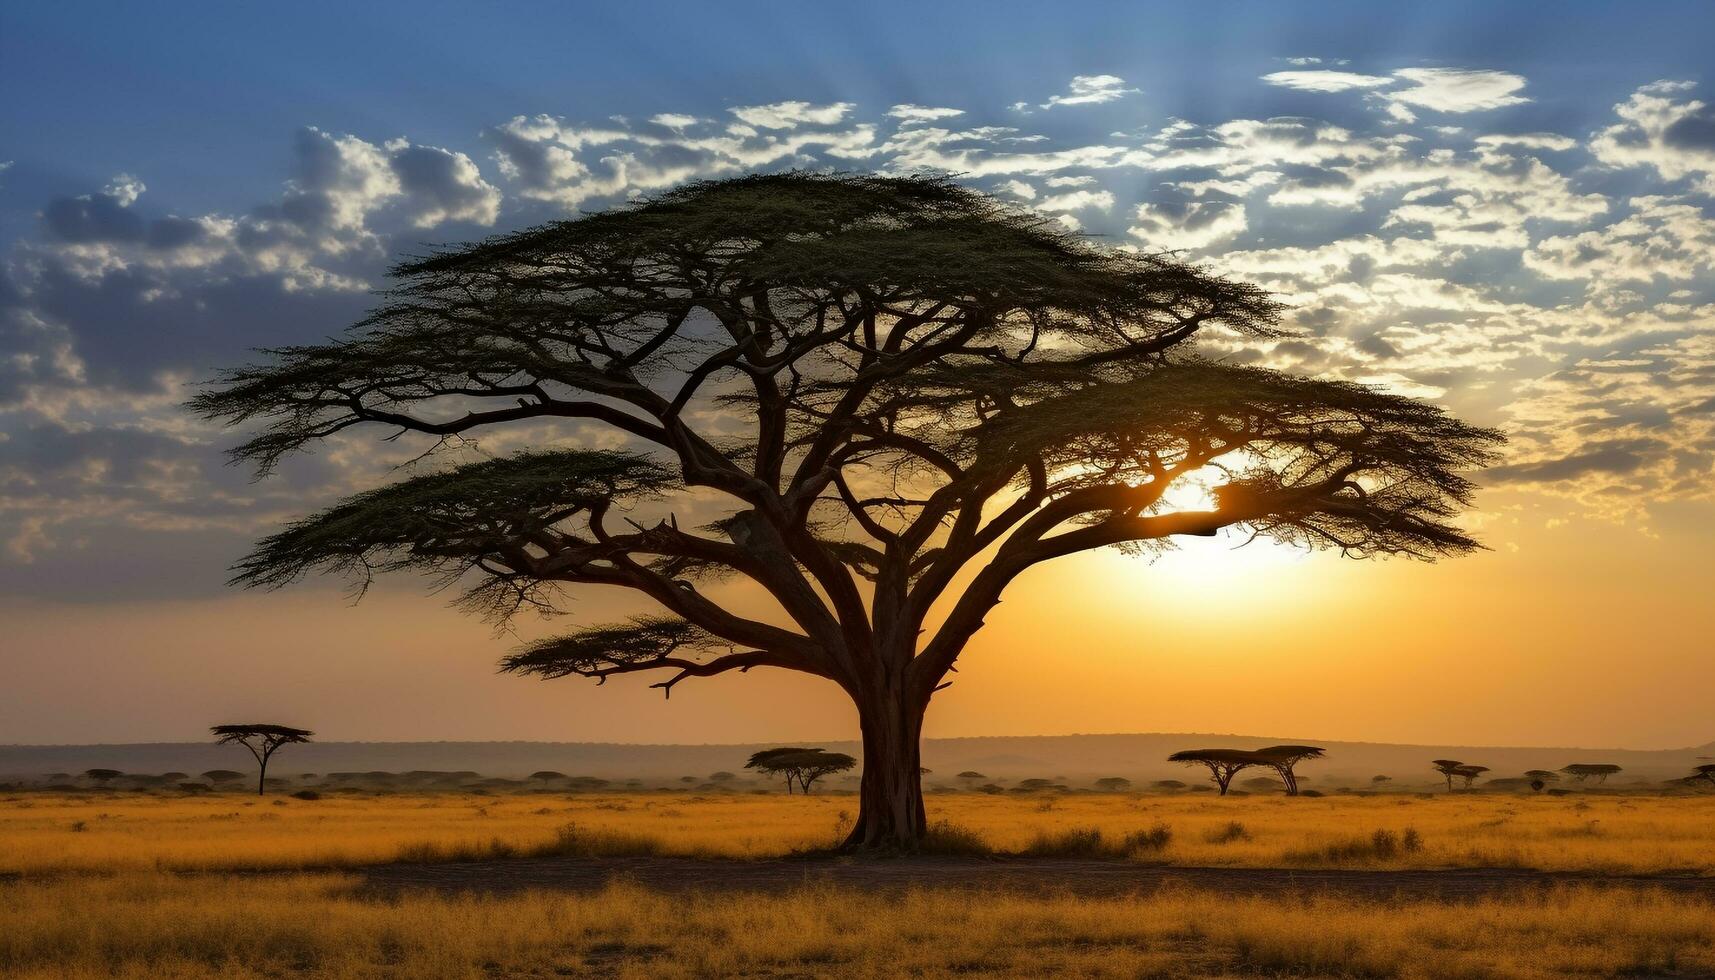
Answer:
[2,1,1712,749]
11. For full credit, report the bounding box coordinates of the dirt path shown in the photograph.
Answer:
[359,857,1715,901]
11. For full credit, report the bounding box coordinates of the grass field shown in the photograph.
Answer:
[2,790,1711,875]
[3,872,1712,978]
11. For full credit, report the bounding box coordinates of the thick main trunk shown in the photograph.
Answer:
[842,689,927,851]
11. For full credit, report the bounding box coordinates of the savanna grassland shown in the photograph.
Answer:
[3,790,1711,874]
[4,789,1713,978]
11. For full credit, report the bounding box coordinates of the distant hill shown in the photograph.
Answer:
[4,734,1709,786]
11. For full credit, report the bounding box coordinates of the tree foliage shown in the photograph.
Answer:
[1560,763,1622,784]
[211,724,313,796]
[745,747,856,794]
[193,172,1503,848]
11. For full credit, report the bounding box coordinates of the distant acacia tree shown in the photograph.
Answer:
[744,747,854,794]
[1560,763,1622,784]
[530,770,566,786]
[1454,764,1489,789]
[1371,775,1391,787]
[1254,745,1325,796]
[1094,777,1132,792]
[1431,759,1465,792]
[210,725,313,796]
[83,768,122,787]
[1169,749,1263,796]
[1689,764,1715,788]
[194,173,1502,850]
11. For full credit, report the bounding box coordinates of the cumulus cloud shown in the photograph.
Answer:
[1590,81,1715,194]
[1128,200,1247,250]
[1524,196,1715,286]
[729,101,854,129]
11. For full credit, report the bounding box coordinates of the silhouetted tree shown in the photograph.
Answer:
[1169,749,1263,795]
[1094,777,1132,792]
[1560,763,1621,784]
[201,769,245,786]
[1254,744,1325,796]
[744,747,853,794]
[1689,764,1715,788]
[956,771,986,784]
[1454,764,1489,789]
[709,771,737,782]
[1431,759,1465,792]
[1371,775,1391,786]
[210,724,313,796]
[530,770,566,786]
[194,173,1503,850]
[83,768,121,786]
[1152,779,1187,791]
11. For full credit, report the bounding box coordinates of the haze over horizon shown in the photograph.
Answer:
[3,1,1712,750]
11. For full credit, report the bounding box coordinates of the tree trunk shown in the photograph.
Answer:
[258,752,268,796]
[842,688,927,851]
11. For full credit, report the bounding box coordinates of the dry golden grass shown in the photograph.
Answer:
[3,790,1711,875]
[1,871,1711,978]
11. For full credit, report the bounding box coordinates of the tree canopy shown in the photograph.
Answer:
[194,172,1502,848]
[211,724,314,796]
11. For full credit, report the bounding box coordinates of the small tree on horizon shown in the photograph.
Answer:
[1454,764,1489,789]
[1094,777,1132,792]
[194,172,1502,850]
[1560,763,1622,784]
[1431,759,1465,792]
[201,769,245,786]
[83,768,122,787]
[1254,744,1325,796]
[210,725,314,796]
[530,770,566,786]
[1168,749,1262,796]
[1689,764,1715,788]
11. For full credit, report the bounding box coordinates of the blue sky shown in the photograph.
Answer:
[2,2,1714,745]
[3,0,1714,596]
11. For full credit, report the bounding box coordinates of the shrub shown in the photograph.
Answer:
[1023,827,1110,858]
[1204,821,1251,844]
[537,822,666,858]
[1123,823,1173,854]
[918,820,993,857]
[290,790,321,801]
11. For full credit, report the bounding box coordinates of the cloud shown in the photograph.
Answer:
[729,101,854,129]
[1590,81,1715,194]
[1128,200,1247,250]
[887,105,964,125]
[1038,75,1139,110]
[1381,68,1530,121]
[1262,70,1393,93]
[1524,195,1715,286]
[1475,133,1576,151]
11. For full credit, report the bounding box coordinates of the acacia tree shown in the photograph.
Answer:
[1254,744,1325,796]
[1454,764,1489,789]
[1431,759,1465,792]
[1560,763,1621,784]
[1689,764,1715,788]
[1168,749,1262,795]
[193,173,1502,850]
[744,747,853,793]
[211,725,313,796]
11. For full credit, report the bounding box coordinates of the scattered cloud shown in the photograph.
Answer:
[1262,70,1393,93]
[1037,75,1139,110]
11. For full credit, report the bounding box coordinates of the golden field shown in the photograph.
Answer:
[1,789,1711,874]
[2,872,1712,979]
